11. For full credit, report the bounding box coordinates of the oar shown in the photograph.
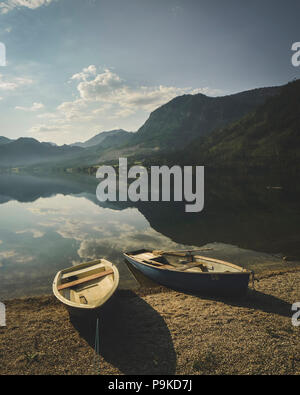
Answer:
[153,248,213,257]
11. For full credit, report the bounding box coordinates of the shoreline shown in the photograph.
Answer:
[2,265,300,303]
[1,267,299,375]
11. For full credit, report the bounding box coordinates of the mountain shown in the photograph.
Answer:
[0,136,13,145]
[44,141,57,147]
[175,80,300,168]
[92,130,133,149]
[0,138,83,167]
[62,85,282,166]
[47,129,134,168]
[71,129,132,148]
[128,86,281,152]
[41,85,284,167]
[0,82,292,170]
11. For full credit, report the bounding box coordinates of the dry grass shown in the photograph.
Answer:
[0,270,299,375]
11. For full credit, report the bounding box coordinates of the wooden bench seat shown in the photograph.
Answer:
[58,269,114,291]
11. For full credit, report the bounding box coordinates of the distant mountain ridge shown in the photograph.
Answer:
[0,138,83,167]
[174,80,300,168]
[0,136,14,145]
[0,130,134,168]
[60,85,282,166]
[129,86,281,151]
[71,129,132,148]
[1,81,297,169]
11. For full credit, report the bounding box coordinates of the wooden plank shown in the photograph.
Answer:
[136,253,156,260]
[161,252,187,257]
[193,255,245,271]
[159,264,178,270]
[61,262,105,280]
[136,257,177,271]
[142,258,165,266]
[141,259,180,271]
[57,269,114,291]
[153,249,212,256]
[180,262,210,272]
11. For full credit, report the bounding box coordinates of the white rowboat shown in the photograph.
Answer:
[52,259,119,315]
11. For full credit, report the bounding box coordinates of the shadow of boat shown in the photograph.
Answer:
[70,291,176,375]
[201,288,294,319]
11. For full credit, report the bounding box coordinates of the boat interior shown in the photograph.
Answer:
[57,260,116,307]
[128,250,243,273]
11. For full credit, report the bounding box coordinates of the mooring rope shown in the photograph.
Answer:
[94,316,101,375]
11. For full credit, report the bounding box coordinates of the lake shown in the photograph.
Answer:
[0,170,299,299]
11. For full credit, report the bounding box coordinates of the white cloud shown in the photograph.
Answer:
[70,65,97,81]
[77,227,190,262]
[29,123,70,134]
[0,249,34,264]
[0,74,33,91]
[74,66,221,112]
[92,103,113,114]
[16,229,45,238]
[28,65,222,144]
[37,112,57,119]
[56,99,87,120]
[0,250,17,259]
[0,0,55,14]
[112,107,135,119]
[15,102,44,111]
[76,68,124,101]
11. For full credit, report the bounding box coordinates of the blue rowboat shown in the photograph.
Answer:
[123,249,252,296]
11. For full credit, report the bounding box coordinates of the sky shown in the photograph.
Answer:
[0,0,300,145]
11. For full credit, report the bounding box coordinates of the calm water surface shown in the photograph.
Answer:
[0,170,299,299]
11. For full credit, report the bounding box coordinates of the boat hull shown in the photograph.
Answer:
[64,293,117,318]
[125,255,250,296]
[52,259,119,317]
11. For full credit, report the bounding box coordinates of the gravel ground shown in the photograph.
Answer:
[0,270,299,375]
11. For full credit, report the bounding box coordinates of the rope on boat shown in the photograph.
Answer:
[94,316,101,375]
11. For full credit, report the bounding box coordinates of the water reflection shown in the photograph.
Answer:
[0,170,299,299]
[0,174,189,299]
